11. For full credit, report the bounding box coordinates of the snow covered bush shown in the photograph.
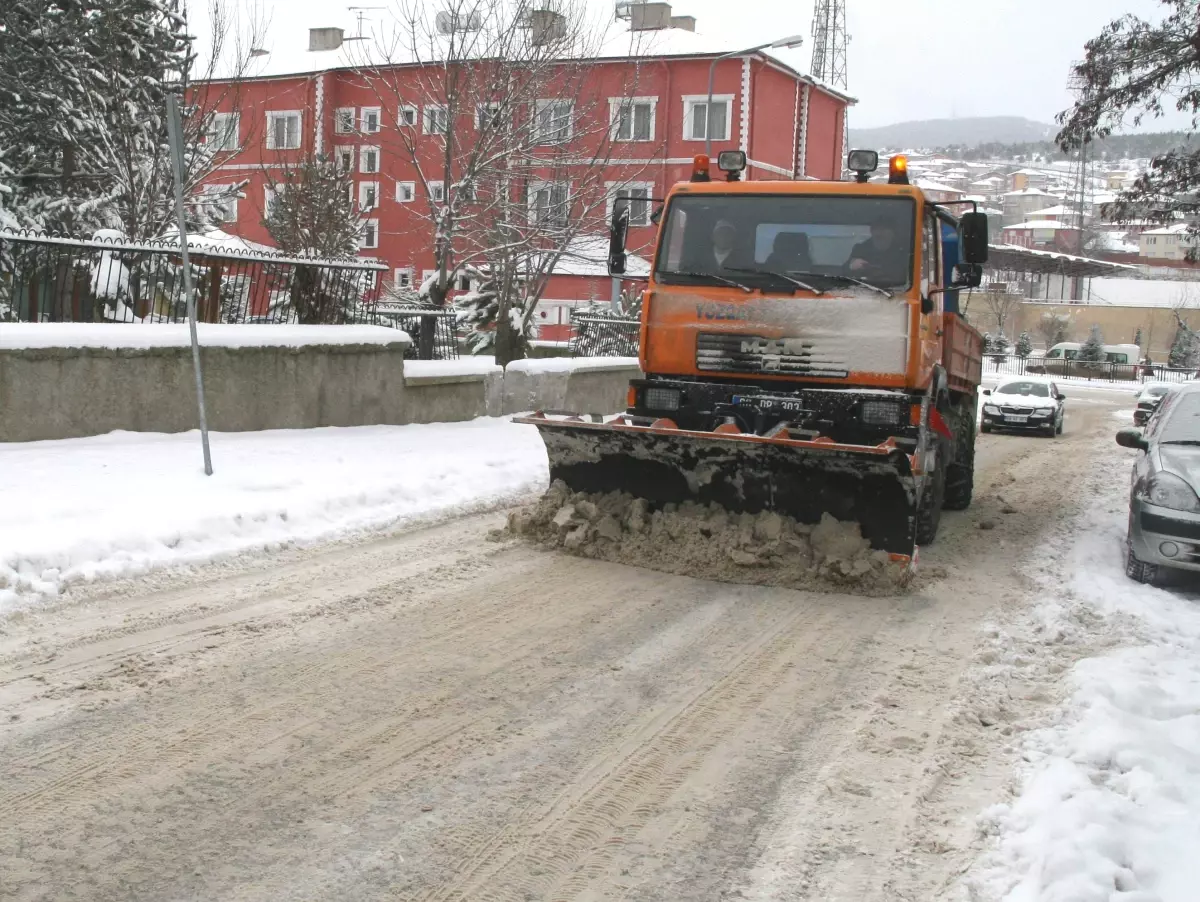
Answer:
[1015,332,1033,358]
[455,268,535,355]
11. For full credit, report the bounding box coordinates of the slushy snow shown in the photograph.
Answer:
[965,461,1200,902]
[0,419,548,610]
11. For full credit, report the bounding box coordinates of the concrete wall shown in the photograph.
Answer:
[0,342,640,442]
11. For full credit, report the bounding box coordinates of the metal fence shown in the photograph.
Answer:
[372,304,459,360]
[985,354,1197,384]
[569,312,640,358]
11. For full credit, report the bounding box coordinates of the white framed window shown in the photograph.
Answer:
[359,145,380,174]
[428,180,446,203]
[422,269,439,287]
[397,104,418,127]
[335,146,354,171]
[609,97,656,142]
[529,180,570,228]
[206,112,240,151]
[360,219,379,250]
[534,100,573,144]
[266,110,302,149]
[682,95,732,142]
[394,266,413,288]
[359,181,380,211]
[360,106,381,134]
[477,102,503,131]
[264,184,285,217]
[457,272,474,291]
[423,104,449,135]
[606,181,654,227]
[395,180,415,203]
[335,107,355,134]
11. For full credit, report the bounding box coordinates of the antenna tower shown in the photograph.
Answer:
[810,0,848,89]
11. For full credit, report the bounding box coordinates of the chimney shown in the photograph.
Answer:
[630,2,672,31]
[669,14,696,31]
[308,27,345,52]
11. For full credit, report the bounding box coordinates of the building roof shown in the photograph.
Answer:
[986,244,1138,278]
[1141,223,1195,236]
[913,179,960,194]
[546,234,651,278]
[1026,204,1074,218]
[1001,187,1056,198]
[215,21,854,102]
[1003,220,1080,231]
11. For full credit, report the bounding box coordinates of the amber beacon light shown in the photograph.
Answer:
[888,154,910,185]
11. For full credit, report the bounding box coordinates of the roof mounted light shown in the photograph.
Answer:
[888,154,910,185]
[691,154,711,183]
[847,149,879,184]
[717,150,746,181]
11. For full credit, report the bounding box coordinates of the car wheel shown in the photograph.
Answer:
[1043,422,1056,437]
[1055,415,1064,436]
[1126,541,1159,585]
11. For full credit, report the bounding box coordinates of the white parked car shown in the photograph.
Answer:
[981,378,1066,436]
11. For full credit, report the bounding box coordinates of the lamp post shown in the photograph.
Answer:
[705,35,804,158]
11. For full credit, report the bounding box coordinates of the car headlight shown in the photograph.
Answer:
[1031,408,1051,418]
[983,405,1000,416]
[1142,472,1200,512]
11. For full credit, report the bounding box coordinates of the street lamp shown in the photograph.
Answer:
[705,35,804,157]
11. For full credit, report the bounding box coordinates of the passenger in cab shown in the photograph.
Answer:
[765,231,812,271]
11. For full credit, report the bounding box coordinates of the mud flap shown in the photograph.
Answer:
[517,414,918,560]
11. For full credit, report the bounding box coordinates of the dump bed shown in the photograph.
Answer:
[942,312,983,395]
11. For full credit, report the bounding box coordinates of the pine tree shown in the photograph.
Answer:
[1169,323,1197,369]
[454,267,536,356]
[1015,332,1033,358]
[1079,324,1106,364]
[1134,326,1144,348]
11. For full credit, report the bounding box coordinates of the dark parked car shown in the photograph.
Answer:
[1117,383,1200,583]
[981,378,1065,436]
[1134,382,1172,426]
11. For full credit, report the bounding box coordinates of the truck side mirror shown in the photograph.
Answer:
[609,205,629,275]
[959,212,989,264]
[952,263,983,288]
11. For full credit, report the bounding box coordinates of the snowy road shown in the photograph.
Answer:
[0,390,1139,901]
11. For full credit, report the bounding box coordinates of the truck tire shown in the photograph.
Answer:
[915,457,946,545]
[943,397,976,511]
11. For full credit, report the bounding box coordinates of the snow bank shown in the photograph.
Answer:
[0,419,548,610]
[0,323,409,350]
[505,356,639,374]
[966,467,1200,902]
[403,357,502,379]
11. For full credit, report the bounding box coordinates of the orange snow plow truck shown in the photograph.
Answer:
[516,150,986,571]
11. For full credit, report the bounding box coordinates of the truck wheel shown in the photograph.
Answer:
[915,462,946,545]
[943,400,976,511]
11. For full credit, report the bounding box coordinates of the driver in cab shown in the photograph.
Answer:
[846,222,906,283]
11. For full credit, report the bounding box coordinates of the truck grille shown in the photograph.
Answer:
[696,333,849,378]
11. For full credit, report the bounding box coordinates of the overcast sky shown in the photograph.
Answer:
[197,0,1194,131]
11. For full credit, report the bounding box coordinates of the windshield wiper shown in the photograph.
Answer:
[723,267,825,295]
[784,270,894,299]
[658,269,753,293]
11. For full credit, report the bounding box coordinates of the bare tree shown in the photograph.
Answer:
[352,0,656,363]
[980,290,1023,338]
[1037,311,1072,350]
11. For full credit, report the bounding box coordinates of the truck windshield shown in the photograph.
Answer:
[655,194,916,292]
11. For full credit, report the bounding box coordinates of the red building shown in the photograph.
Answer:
[197,9,853,322]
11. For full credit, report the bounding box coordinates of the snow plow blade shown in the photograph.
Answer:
[515,412,918,563]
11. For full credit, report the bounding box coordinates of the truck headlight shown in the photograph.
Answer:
[644,387,681,411]
[1142,473,1200,512]
[861,400,904,427]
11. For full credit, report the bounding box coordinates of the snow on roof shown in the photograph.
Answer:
[544,234,651,278]
[1141,222,1195,236]
[1003,220,1080,231]
[217,22,853,101]
[1002,187,1057,198]
[1026,205,1074,218]
[913,179,960,194]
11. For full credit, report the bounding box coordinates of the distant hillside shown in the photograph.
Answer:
[849,117,1056,150]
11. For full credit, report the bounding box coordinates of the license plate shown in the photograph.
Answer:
[1006,415,1029,424]
[733,394,808,415]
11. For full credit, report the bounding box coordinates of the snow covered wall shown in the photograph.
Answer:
[0,325,640,442]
